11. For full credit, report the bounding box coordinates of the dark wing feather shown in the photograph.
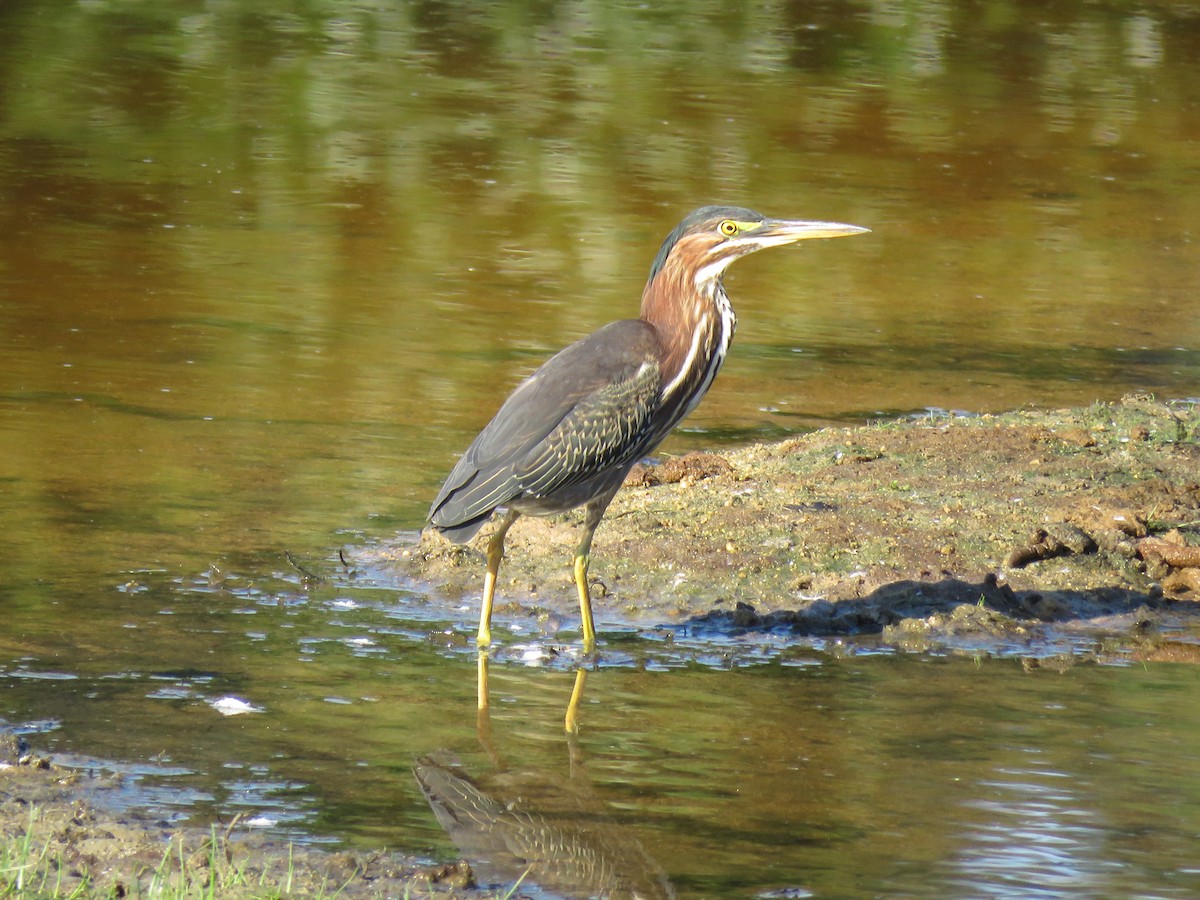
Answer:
[515,364,660,497]
[429,319,661,540]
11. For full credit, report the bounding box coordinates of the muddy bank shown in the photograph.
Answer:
[0,735,476,897]
[376,396,1200,653]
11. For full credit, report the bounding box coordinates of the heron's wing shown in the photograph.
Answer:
[513,357,659,499]
[429,319,661,537]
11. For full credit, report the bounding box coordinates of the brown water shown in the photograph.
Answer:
[2,1,1200,897]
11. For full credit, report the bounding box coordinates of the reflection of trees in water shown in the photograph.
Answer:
[1,2,1189,189]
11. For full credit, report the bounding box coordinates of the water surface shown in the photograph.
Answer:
[5,565,1200,897]
[2,2,1199,897]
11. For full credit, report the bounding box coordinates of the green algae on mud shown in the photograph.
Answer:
[375,396,1200,654]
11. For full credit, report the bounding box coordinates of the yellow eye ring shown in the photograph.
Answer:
[718,220,738,236]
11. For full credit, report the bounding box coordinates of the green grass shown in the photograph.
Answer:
[0,805,527,899]
[1,808,86,899]
[0,815,290,898]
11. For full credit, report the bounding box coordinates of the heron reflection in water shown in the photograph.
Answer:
[415,655,674,899]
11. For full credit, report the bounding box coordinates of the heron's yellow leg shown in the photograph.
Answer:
[573,495,613,654]
[573,548,596,654]
[565,668,588,734]
[479,510,519,648]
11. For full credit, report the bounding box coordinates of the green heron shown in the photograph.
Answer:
[429,205,868,652]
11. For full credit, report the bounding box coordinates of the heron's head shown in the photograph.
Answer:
[648,205,869,292]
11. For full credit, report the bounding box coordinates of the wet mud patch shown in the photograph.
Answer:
[372,396,1200,655]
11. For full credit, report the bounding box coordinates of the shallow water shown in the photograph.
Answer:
[6,564,1200,897]
[2,1,1200,896]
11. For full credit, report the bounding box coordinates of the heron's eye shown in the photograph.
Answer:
[718,220,739,236]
